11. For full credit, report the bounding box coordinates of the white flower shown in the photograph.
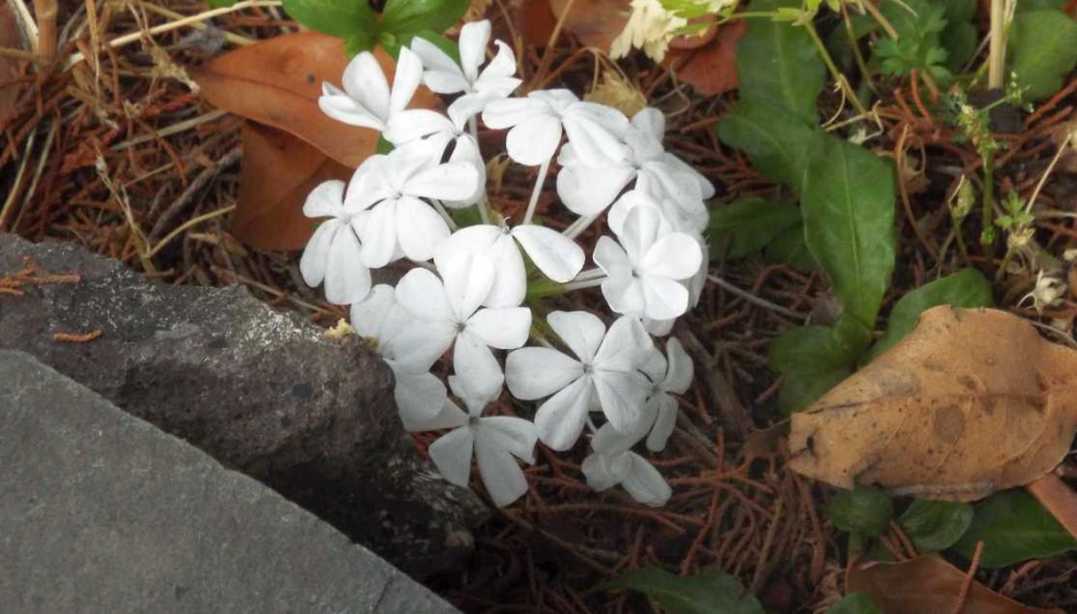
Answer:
[436,223,585,307]
[594,205,703,320]
[350,285,451,426]
[395,249,532,399]
[349,138,480,267]
[637,338,693,452]
[610,0,687,63]
[299,180,371,305]
[410,19,521,121]
[482,89,629,166]
[557,108,713,228]
[417,375,538,507]
[581,422,672,506]
[505,312,652,450]
[319,47,423,141]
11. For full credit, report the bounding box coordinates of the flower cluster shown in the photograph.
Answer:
[300,20,712,508]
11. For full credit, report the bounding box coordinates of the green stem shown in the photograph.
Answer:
[804,22,869,117]
[980,152,996,248]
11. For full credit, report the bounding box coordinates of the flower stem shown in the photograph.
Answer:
[431,199,458,231]
[804,22,868,117]
[522,157,551,226]
[559,276,606,292]
[573,267,606,281]
[562,214,598,239]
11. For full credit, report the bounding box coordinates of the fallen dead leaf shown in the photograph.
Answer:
[847,554,1063,613]
[515,0,558,47]
[548,0,629,52]
[234,121,352,251]
[788,306,1077,502]
[664,20,745,96]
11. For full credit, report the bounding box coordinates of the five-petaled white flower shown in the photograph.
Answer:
[395,249,532,399]
[637,337,693,452]
[505,312,652,450]
[436,223,585,307]
[557,108,713,227]
[417,375,538,507]
[300,180,370,305]
[349,138,480,267]
[410,19,521,121]
[319,47,423,142]
[482,89,629,166]
[594,205,703,320]
[581,421,672,507]
[350,285,451,427]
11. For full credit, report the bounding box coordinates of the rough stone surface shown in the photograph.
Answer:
[0,350,460,614]
[0,234,486,576]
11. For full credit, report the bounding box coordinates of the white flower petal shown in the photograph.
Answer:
[343,155,395,212]
[389,46,423,114]
[323,228,371,305]
[402,396,468,432]
[641,233,703,280]
[581,451,632,491]
[395,267,454,322]
[340,52,391,123]
[436,224,502,270]
[386,321,455,371]
[476,40,519,87]
[645,394,678,452]
[395,196,450,262]
[547,310,606,364]
[562,114,629,167]
[622,452,672,506]
[445,135,487,207]
[639,345,667,384]
[481,96,548,129]
[592,369,649,433]
[453,331,505,400]
[596,315,652,377]
[591,421,644,456]
[300,220,339,287]
[631,107,665,143]
[428,425,475,487]
[619,204,668,263]
[349,283,396,339]
[467,307,532,349]
[458,19,491,83]
[505,115,563,166]
[505,347,582,400]
[438,247,496,321]
[303,180,346,218]
[358,201,398,268]
[479,416,538,463]
[405,162,480,202]
[392,369,449,423]
[600,276,645,317]
[511,225,585,283]
[533,375,593,450]
[474,434,529,506]
[593,236,633,280]
[483,233,527,307]
[555,164,634,216]
[410,36,467,93]
[383,109,455,145]
[424,69,471,94]
[663,151,715,199]
[447,94,491,131]
[643,317,676,336]
[529,88,579,110]
[663,338,694,394]
[607,190,661,237]
[319,83,386,130]
[641,275,690,320]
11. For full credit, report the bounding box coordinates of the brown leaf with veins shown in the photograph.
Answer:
[663,20,745,96]
[847,555,1063,613]
[788,306,1077,502]
[549,0,629,51]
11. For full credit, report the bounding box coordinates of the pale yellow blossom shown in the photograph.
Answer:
[610,0,687,63]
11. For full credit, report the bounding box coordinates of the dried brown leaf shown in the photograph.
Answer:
[847,554,1063,613]
[233,121,352,251]
[664,20,745,96]
[548,0,629,52]
[789,307,1077,501]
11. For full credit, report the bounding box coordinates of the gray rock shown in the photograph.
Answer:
[0,350,460,614]
[0,234,487,577]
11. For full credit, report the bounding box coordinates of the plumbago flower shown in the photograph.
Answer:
[505,312,653,450]
[413,375,538,507]
[299,21,718,508]
[594,205,703,321]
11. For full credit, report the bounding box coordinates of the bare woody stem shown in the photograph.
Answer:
[32,0,56,61]
[988,0,1006,89]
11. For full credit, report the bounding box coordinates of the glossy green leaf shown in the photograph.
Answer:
[769,324,861,413]
[708,198,802,259]
[604,566,764,614]
[828,487,893,538]
[381,0,469,44]
[765,224,818,272]
[866,268,993,360]
[1009,10,1077,101]
[953,490,1077,568]
[734,0,824,122]
[282,0,376,39]
[827,593,882,614]
[718,102,824,192]
[801,137,896,334]
[898,500,974,552]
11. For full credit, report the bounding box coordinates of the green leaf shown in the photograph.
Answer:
[734,0,825,122]
[769,324,861,413]
[380,0,469,43]
[801,137,896,334]
[942,22,977,71]
[604,566,764,614]
[207,0,239,7]
[776,365,850,414]
[708,198,802,259]
[282,0,376,39]
[765,224,819,272]
[1009,10,1077,101]
[953,490,1077,568]
[898,500,974,552]
[866,268,992,361]
[718,102,824,192]
[827,593,882,614]
[828,487,893,538]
